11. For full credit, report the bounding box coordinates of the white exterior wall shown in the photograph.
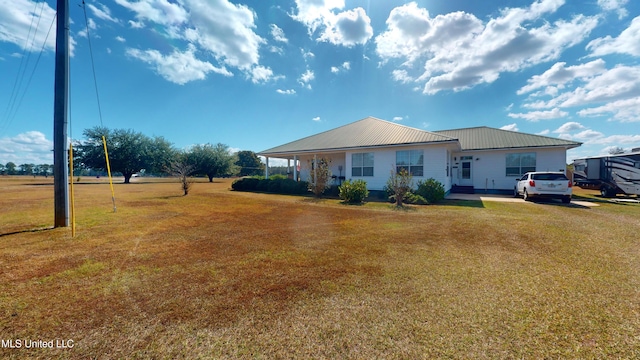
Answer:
[452,147,568,192]
[345,145,450,191]
[294,145,452,191]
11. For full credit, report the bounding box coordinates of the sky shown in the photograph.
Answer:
[1,0,639,167]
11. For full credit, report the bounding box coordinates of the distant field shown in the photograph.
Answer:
[1,176,639,358]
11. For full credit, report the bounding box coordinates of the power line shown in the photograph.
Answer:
[1,0,40,126]
[1,2,55,134]
[82,0,104,127]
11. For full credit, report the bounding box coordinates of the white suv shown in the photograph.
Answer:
[514,172,572,203]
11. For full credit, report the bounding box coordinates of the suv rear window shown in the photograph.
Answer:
[531,173,568,181]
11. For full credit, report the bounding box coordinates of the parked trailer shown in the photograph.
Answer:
[573,152,640,197]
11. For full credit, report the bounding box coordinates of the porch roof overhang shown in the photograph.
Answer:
[259,139,460,159]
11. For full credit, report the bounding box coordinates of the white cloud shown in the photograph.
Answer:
[508,108,568,121]
[537,129,550,135]
[291,0,373,47]
[301,49,315,59]
[577,97,640,123]
[393,116,403,122]
[87,2,119,23]
[318,7,373,47]
[330,61,351,74]
[587,15,640,57]
[500,123,519,131]
[276,89,296,95]
[517,59,607,95]
[573,129,605,140]
[114,0,188,26]
[126,45,232,85]
[115,0,267,82]
[597,0,628,19]
[270,24,288,43]
[129,20,144,28]
[558,66,640,108]
[249,65,282,84]
[312,116,321,122]
[0,131,53,164]
[587,134,640,145]
[115,36,126,43]
[391,69,413,84]
[519,63,640,123]
[181,0,264,70]
[375,0,598,95]
[298,69,315,89]
[0,0,60,53]
[78,18,98,38]
[553,121,585,133]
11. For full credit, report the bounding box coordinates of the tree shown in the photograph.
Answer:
[5,162,16,175]
[386,168,413,206]
[0,163,5,175]
[609,146,625,155]
[18,163,34,176]
[235,150,264,176]
[167,159,195,196]
[146,136,178,175]
[75,127,156,184]
[307,157,332,197]
[186,143,234,182]
[39,164,52,177]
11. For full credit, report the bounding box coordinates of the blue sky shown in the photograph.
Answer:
[1,0,639,166]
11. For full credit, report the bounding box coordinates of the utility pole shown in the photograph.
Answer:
[53,0,69,227]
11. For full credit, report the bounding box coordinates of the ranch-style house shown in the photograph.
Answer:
[258,117,581,194]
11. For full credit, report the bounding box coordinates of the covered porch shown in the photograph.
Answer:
[262,151,347,186]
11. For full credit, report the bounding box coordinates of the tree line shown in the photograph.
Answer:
[1,126,266,182]
[74,126,266,183]
[0,162,53,176]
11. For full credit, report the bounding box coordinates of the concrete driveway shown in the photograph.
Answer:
[445,193,599,207]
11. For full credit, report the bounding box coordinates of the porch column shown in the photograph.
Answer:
[314,154,317,187]
[293,155,298,182]
[265,156,269,179]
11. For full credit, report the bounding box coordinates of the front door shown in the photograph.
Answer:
[459,157,473,186]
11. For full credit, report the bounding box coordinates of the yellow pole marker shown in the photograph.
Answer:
[102,136,117,212]
[69,143,76,237]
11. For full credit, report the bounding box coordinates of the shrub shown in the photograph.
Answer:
[404,192,428,205]
[415,178,445,204]
[269,174,288,180]
[307,157,332,197]
[386,168,413,206]
[339,179,369,204]
[231,178,309,195]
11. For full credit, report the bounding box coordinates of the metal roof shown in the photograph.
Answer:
[259,119,582,157]
[259,117,457,156]
[433,126,581,151]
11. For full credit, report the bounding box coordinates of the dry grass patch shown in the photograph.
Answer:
[0,176,639,358]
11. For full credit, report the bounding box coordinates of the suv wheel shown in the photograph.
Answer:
[562,196,571,204]
[523,189,531,201]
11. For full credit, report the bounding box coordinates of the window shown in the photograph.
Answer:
[352,152,374,177]
[532,173,567,181]
[506,153,536,176]
[396,150,424,176]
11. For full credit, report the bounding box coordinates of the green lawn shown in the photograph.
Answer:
[1,176,638,358]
